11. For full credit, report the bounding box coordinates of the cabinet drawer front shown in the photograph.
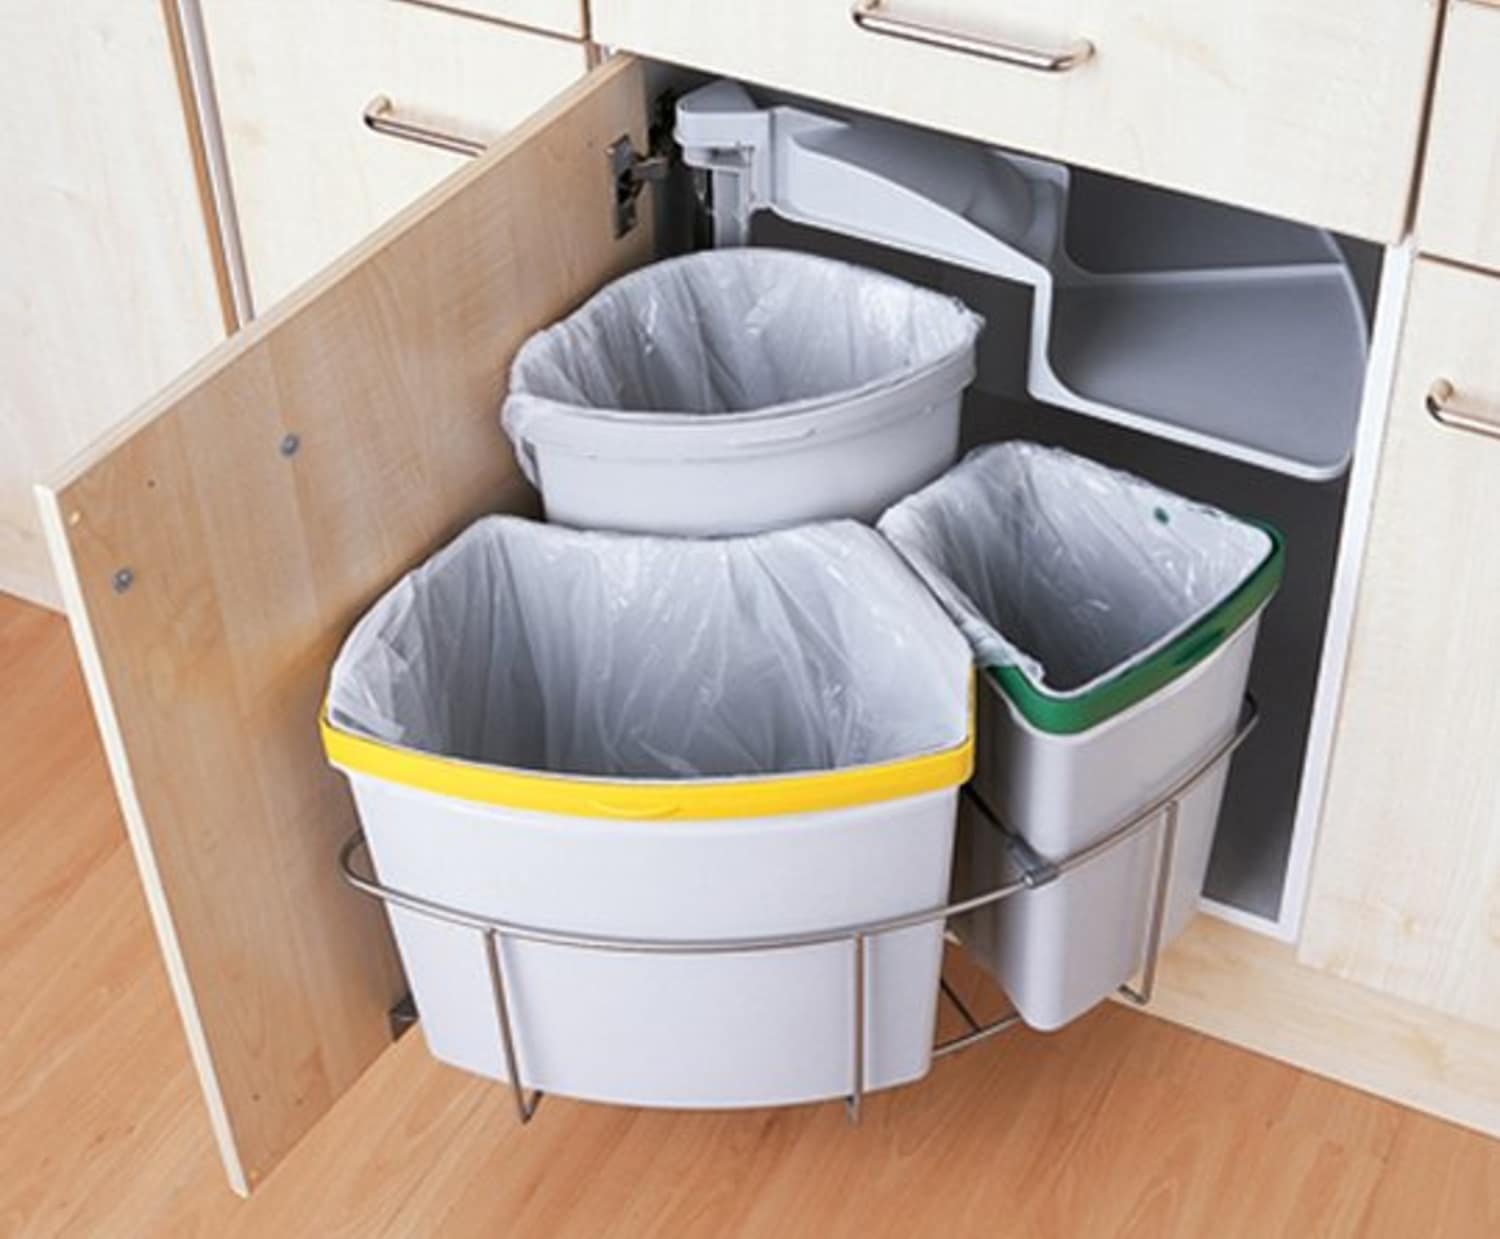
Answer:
[594,0,1436,241]
[1300,257,1500,1030]
[1416,1,1500,273]
[38,57,657,1192]
[407,0,587,38]
[204,0,590,312]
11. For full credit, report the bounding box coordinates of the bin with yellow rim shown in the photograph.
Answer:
[322,517,973,1108]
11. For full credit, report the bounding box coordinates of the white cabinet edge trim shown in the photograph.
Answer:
[1201,241,1415,944]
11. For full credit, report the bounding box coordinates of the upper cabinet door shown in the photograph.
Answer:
[1,2,226,608]
[201,0,592,312]
[593,0,1438,243]
[38,58,658,1194]
[1416,0,1500,274]
[1300,257,1500,1031]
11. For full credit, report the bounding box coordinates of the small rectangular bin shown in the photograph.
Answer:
[879,443,1282,1030]
[322,517,973,1108]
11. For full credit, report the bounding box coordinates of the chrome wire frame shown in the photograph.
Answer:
[339,697,1258,1126]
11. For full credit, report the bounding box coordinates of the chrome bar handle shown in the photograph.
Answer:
[1426,379,1500,441]
[363,95,489,158]
[850,0,1094,73]
[847,934,866,1124]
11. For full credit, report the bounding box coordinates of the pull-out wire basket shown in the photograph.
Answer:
[339,698,1257,1125]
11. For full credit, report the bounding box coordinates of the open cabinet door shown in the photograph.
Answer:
[35,56,657,1195]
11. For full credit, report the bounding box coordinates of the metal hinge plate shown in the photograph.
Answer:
[389,992,419,1040]
[608,95,677,238]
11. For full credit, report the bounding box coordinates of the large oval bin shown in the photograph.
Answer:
[501,250,983,535]
[323,517,973,1107]
[879,443,1282,1031]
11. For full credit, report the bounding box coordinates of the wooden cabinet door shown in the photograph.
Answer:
[593,0,1438,242]
[37,57,657,1194]
[1416,0,1500,274]
[202,0,592,313]
[1300,258,1500,1030]
[1,2,226,608]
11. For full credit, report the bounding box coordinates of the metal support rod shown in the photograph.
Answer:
[484,930,543,1123]
[933,1013,1024,1058]
[939,977,983,1035]
[1117,801,1179,1008]
[847,934,866,1124]
[338,696,1255,957]
[339,698,1258,1123]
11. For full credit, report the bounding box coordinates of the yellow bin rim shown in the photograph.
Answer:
[320,676,974,822]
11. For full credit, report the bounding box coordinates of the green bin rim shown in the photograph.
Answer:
[984,521,1285,736]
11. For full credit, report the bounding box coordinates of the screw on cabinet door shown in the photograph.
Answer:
[111,568,134,594]
[280,433,301,457]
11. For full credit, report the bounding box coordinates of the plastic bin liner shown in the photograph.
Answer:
[502,249,982,464]
[877,442,1276,696]
[326,516,970,781]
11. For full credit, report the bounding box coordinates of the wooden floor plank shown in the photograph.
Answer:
[5,592,1500,1238]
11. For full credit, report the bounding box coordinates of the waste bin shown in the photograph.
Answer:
[501,249,983,535]
[322,516,974,1107]
[878,442,1282,1029]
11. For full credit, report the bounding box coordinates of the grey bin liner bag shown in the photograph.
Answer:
[327,516,971,781]
[876,441,1273,696]
[502,248,982,441]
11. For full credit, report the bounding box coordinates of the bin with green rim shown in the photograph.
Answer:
[878,441,1283,1030]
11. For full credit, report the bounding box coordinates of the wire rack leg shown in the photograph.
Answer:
[846,933,866,1125]
[1118,800,1179,1008]
[484,929,544,1123]
[940,976,983,1035]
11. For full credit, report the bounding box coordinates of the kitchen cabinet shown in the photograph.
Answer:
[590,0,1439,243]
[1299,257,1500,1031]
[1,1,227,608]
[200,0,591,313]
[404,0,588,39]
[33,1,1500,1197]
[1415,1,1500,274]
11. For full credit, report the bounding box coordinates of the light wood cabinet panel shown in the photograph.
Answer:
[0,2,225,609]
[1299,257,1500,1030]
[1416,1,1500,274]
[38,57,657,1194]
[401,0,587,39]
[201,0,590,312]
[1151,918,1500,1141]
[592,0,1438,243]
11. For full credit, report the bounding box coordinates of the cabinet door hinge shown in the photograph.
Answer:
[608,94,677,238]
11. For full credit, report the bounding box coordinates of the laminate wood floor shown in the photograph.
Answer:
[3,594,1498,1238]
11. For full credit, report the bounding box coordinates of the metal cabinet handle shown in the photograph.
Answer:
[1426,379,1500,441]
[849,0,1094,73]
[363,95,488,158]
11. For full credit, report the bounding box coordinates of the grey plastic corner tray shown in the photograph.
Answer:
[675,79,1369,481]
